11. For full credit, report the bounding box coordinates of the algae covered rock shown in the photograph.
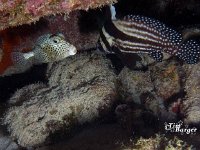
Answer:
[118,65,179,122]
[8,83,48,105]
[47,52,116,87]
[149,60,181,100]
[181,63,200,125]
[3,52,118,147]
[118,67,154,104]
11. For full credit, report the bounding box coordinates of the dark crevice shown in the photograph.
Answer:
[164,90,186,108]
[0,64,48,103]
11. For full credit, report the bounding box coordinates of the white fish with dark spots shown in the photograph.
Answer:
[12,33,77,68]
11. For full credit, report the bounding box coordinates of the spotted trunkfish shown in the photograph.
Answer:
[98,5,200,64]
[11,33,77,68]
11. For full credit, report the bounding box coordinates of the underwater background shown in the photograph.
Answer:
[0,0,200,149]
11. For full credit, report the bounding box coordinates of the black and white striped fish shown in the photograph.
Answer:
[98,5,200,64]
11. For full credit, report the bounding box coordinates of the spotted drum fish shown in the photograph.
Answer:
[12,33,77,67]
[98,5,200,64]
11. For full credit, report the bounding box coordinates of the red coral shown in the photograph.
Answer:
[170,99,181,114]
[0,29,20,74]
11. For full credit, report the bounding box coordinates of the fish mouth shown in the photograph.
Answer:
[69,47,77,55]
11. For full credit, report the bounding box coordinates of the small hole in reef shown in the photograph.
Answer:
[3,13,10,18]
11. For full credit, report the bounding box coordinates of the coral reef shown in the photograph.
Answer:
[131,134,195,150]
[1,0,200,149]
[8,83,47,105]
[118,66,178,121]
[3,52,118,147]
[119,60,182,104]
[118,67,154,104]
[149,60,181,101]
[181,62,200,125]
[0,0,116,30]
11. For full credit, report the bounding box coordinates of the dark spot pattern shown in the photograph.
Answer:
[33,33,75,63]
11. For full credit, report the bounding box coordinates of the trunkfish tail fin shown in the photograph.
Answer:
[11,52,28,66]
[11,51,34,68]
